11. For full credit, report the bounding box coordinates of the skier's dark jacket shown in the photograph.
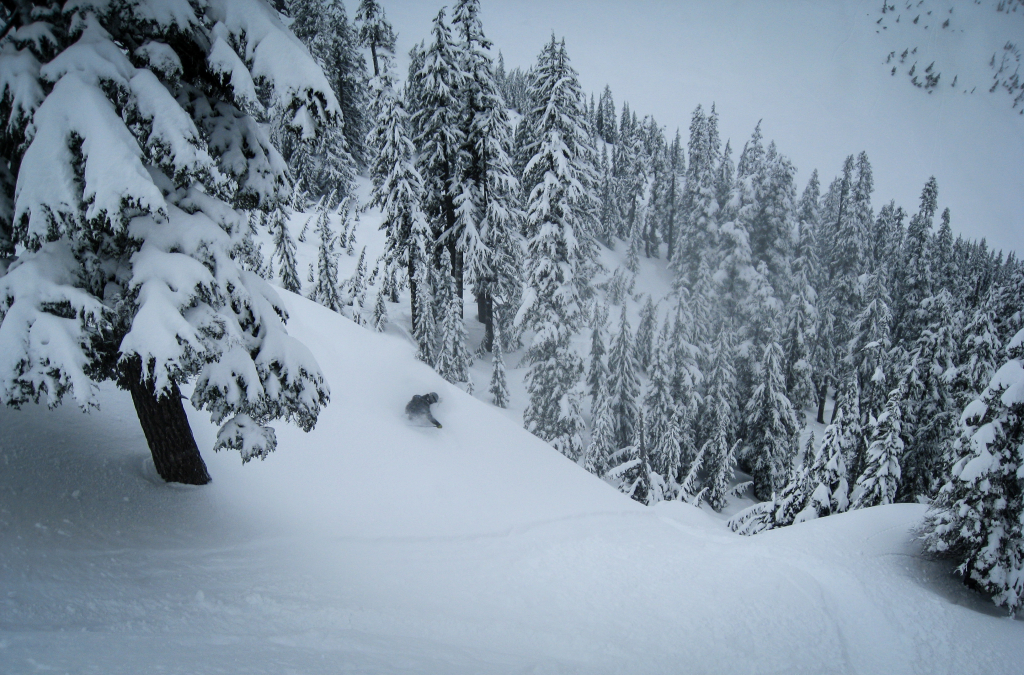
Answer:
[406,393,442,428]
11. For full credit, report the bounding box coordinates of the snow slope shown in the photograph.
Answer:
[2,292,1021,674]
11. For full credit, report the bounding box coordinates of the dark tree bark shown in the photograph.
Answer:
[408,254,419,334]
[816,382,828,424]
[124,359,210,485]
[475,288,493,352]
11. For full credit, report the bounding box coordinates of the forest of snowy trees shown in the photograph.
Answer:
[0,0,1022,614]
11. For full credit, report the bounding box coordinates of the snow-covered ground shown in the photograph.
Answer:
[2,291,1022,674]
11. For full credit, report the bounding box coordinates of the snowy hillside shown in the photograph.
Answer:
[3,293,1022,674]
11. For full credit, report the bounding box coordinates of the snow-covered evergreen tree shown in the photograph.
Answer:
[730,417,851,535]
[489,324,510,408]
[673,104,720,284]
[342,245,369,325]
[453,0,522,351]
[634,295,658,373]
[607,305,641,450]
[412,9,467,305]
[288,0,368,168]
[922,325,1024,615]
[783,217,819,424]
[355,0,397,78]
[371,289,388,333]
[847,271,893,420]
[744,329,799,501]
[585,390,616,477]
[899,289,960,501]
[270,210,301,294]
[587,301,609,409]
[436,249,472,391]
[954,290,1003,408]
[368,78,429,332]
[0,0,334,484]
[608,410,664,505]
[646,324,682,487]
[892,176,939,347]
[702,403,738,512]
[309,198,343,312]
[851,387,904,509]
[517,37,593,457]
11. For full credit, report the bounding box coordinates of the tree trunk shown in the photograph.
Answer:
[370,43,379,78]
[408,255,419,335]
[816,382,828,424]
[125,359,211,485]
[476,288,493,352]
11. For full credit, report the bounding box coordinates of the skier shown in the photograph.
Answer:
[405,392,442,428]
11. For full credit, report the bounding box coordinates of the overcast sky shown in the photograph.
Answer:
[382,0,1024,254]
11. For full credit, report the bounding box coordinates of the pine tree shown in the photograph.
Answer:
[454,0,522,350]
[954,290,1003,407]
[922,325,1024,615]
[587,302,609,409]
[285,0,362,186]
[646,324,682,486]
[342,246,369,325]
[607,305,641,449]
[518,37,592,456]
[729,420,850,534]
[899,290,960,501]
[893,176,939,347]
[667,296,700,409]
[868,201,905,279]
[413,9,467,308]
[368,79,429,332]
[805,423,851,518]
[489,324,510,408]
[585,390,617,477]
[703,410,738,512]
[355,0,397,78]
[700,325,738,487]
[847,271,893,420]
[662,128,686,261]
[818,156,867,397]
[687,253,716,364]
[608,410,664,505]
[372,288,389,332]
[818,372,857,468]
[673,104,721,284]
[309,201,343,313]
[745,330,799,501]
[270,209,301,293]
[0,1,333,484]
[435,249,473,390]
[783,218,819,424]
[852,388,904,509]
[634,296,658,372]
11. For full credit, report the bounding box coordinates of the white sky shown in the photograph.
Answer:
[382,0,1024,254]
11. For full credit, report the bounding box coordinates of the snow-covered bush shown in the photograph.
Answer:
[0,0,335,483]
